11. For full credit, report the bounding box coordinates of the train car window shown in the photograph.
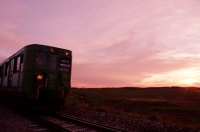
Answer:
[51,54,56,63]
[20,54,24,71]
[14,56,20,73]
[17,56,20,71]
[9,59,14,75]
[36,51,47,67]
[5,62,9,76]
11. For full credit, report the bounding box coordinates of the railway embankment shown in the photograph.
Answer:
[62,106,199,132]
[0,103,199,132]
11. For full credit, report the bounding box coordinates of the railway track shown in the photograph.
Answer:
[0,98,128,132]
[28,107,128,132]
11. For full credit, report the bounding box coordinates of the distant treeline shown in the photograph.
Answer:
[71,86,199,90]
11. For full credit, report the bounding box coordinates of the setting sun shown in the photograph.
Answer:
[184,78,197,85]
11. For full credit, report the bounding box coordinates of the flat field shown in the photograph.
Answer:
[66,87,200,129]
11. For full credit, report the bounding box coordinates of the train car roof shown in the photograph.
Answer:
[0,44,72,66]
[25,44,72,51]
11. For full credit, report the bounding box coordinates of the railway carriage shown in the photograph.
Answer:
[0,44,72,107]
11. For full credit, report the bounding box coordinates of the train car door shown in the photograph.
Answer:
[59,58,71,94]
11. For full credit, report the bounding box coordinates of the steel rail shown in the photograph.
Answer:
[55,111,128,132]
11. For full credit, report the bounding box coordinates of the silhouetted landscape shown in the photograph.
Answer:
[67,87,200,129]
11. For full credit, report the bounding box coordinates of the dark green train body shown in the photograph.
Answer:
[0,44,72,105]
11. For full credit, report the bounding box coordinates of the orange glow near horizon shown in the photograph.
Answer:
[183,78,197,85]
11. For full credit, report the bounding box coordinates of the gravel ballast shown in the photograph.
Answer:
[0,103,199,132]
[0,105,34,132]
[62,106,200,132]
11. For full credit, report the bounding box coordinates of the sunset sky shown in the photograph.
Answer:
[1,0,200,87]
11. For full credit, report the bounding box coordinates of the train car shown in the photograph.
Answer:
[0,44,72,107]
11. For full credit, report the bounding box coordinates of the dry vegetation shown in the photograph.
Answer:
[66,87,200,130]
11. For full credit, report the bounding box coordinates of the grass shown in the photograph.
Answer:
[66,87,200,130]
